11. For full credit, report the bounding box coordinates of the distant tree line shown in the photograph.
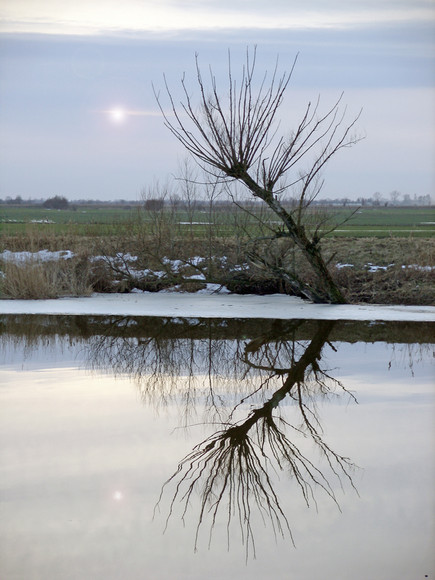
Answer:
[355,191,432,207]
[308,192,432,207]
[0,191,432,208]
[0,196,142,207]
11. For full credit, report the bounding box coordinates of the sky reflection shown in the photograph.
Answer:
[0,317,434,579]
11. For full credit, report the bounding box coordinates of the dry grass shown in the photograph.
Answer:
[335,265,434,305]
[323,237,435,305]
[0,255,93,299]
[1,232,434,305]
[1,232,101,254]
[322,236,435,268]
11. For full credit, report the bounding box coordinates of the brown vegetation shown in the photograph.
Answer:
[1,231,434,304]
[0,253,92,299]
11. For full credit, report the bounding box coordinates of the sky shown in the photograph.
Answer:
[0,0,434,202]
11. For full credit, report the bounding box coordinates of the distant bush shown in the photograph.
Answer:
[43,196,69,209]
[144,198,164,211]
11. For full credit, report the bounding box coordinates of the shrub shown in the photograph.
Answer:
[43,196,69,209]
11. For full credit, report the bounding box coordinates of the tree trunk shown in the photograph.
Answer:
[235,170,346,304]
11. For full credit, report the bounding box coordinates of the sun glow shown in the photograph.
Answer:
[109,108,127,123]
[101,107,163,123]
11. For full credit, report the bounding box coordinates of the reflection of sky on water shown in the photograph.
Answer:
[0,337,82,371]
[2,335,433,386]
[0,329,434,579]
[326,341,434,399]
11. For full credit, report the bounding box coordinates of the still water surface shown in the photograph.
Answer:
[1,316,434,580]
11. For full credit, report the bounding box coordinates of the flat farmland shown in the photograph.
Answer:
[1,204,434,239]
[331,206,435,236]
[0,206,138,236]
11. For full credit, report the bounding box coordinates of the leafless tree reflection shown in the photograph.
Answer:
[84,318,359,556]
[153,320,357,558]
[85,317,253,425]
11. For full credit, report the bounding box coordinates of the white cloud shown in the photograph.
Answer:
[1,0,434,36]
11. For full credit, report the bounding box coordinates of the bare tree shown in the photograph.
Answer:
[373,191,383,206]
[154,48,362,303]
[389,190,402,205]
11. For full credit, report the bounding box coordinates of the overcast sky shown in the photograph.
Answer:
[0,0,434,201]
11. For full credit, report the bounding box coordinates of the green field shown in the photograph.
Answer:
[0,206,138,236]
[330,206,435,236]
[1,204,434,238]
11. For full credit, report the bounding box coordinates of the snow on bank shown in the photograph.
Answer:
[0,250,75,262]
[3,250,433,274]
[0,292,434,321]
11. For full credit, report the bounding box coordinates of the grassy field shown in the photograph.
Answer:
[331,206,435,236]
[1,204,434,239]
[0,206,138,236]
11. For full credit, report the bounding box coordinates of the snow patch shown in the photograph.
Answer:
[0,250,74,262]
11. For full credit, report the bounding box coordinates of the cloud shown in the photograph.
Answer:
[1,0,434,36]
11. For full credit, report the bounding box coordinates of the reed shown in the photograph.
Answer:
[0,254,93,299]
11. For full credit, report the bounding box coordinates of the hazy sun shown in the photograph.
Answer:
[109,108,127,123]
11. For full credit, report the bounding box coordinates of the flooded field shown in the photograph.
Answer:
[1,315,434,580]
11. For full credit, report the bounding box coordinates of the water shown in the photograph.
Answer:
[1,315,434,580]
